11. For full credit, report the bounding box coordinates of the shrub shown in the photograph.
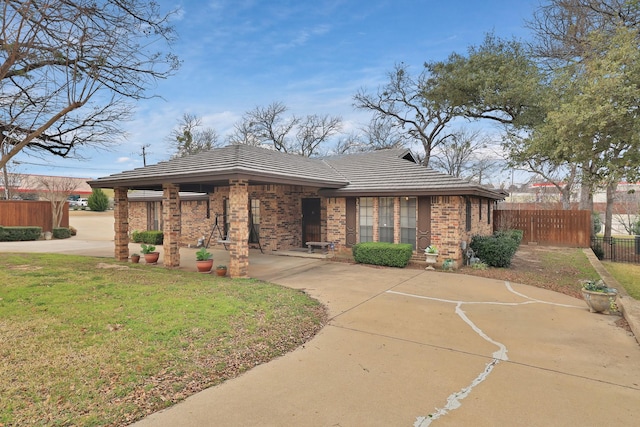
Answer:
[87,188,109,211]
[131,230,163,244]
[592,242,604,260]
[592,212,602,235]
[470,231,520,268]
[352,242,413,268]
[53,227,72,239]
[0,226,42,241]
[494,229,523,245]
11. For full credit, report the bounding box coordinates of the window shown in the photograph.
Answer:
[465,197,472,231]
[249,199,260,243]
[400,197,416,249]
[379,197,394,243]
[359,197,373,242]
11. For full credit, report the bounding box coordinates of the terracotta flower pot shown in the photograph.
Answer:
[144,252,160,264]
[131,255,140,263]
[196,259,214,273]
[215,267,227,277]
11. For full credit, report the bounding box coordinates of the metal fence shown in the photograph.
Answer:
[591,236,640,264]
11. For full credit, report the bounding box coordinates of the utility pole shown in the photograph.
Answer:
[141,144,150,166]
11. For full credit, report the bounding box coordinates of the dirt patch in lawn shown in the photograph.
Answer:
[457,245,592,299]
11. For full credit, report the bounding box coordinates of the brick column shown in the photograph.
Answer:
[372,197,379,242]
[229,179,249,278]
[113,187,129,261]
[162,183,181,268]
[394,197,401,244]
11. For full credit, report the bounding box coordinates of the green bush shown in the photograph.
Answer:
[494,229,523,245]
[0,226,42,241]
[352,242,414,268]
[592,242,604,260]
[87,188,109,211]
[131,230,164,244]
[470,231,520,268]
[53,227,72,239]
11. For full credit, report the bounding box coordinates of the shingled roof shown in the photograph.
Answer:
[321,149,504,199]
[89,145,505,200]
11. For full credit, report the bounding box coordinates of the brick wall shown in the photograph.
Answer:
[327,197,346,250]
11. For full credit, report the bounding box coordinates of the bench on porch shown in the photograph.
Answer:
[306,241,332,254]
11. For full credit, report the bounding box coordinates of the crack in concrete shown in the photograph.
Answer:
[387,281,582,426]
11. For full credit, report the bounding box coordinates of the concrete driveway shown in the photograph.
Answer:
[2,211,639,426]
[129,261,640,427]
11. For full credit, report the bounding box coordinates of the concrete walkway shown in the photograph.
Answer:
[2,212,640,426]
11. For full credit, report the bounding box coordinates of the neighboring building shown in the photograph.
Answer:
[89,145,506,277]
[0,173,93,200]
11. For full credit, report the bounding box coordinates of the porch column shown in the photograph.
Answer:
[162,183,181,268]
[113,187,129,261]
[229,179,249,278]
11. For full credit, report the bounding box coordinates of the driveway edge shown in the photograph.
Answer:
[583,248,640,345]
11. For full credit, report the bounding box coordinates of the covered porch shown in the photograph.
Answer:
[90,145,349,278]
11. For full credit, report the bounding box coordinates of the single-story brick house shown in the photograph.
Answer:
[89,144,506,277]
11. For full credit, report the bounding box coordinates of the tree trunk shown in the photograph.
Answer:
[603,181,618,239]
[579,161,594,211]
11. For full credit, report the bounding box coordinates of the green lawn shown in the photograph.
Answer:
[0,253,326,426]
[603,261,640,300]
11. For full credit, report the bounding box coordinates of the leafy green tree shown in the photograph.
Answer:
[88,189,110,212]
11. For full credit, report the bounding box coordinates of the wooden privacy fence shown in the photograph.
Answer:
[494,209,591,247]
[0,200,69,232]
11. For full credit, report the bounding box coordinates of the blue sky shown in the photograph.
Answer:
[13,0,538,182]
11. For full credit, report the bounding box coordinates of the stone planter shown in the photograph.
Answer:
[425,253,438,270]
[581,288,617,314]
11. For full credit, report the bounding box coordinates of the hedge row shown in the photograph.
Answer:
[53,228,72,239]
[131,230,164,244]
[470,229,523,268]
[0,226,42,241]
[352,242,414,268]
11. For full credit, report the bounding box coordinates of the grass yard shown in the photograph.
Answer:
[0,253,327,426]
[603,261,640,299]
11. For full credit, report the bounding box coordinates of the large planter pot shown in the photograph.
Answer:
[581,288,617,314]
[144,252,160,264]
[425,253,438,270]
[196,259,214,273]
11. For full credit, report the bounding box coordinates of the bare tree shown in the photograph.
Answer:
[331,117,405,155]
[430,129,498,180]
[353,63,457,166]
[167,113,221,158]
[295,114,342,157]
[228,101,343,156]
[613,188,640,235]
[36,176,79,229]
[0,0,180,170]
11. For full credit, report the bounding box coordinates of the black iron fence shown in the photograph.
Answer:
[591,236,640,264]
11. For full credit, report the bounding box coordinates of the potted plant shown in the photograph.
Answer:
[130,253,140,263]
[424,245,438,270]
[140,244,160,264]
[196,247,213,273]
[581,279,617,314]
[215,264,227,277]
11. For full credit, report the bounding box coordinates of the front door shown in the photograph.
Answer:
[302,198,321,244]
